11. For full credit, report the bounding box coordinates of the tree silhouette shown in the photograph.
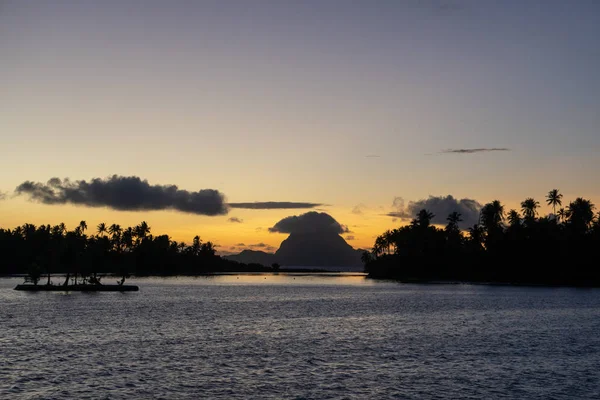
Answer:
[1,220,275,281]
[567,198,595,232]
[480,200,505,233]
[413,209,435,228]
[546,189,563,216]
[97,222,107,237]
[507,210,521,227]
[521,198,540,220]
[364,193,600,285]
[557,208,567,223]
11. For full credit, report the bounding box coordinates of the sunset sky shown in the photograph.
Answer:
[1,1,599,253]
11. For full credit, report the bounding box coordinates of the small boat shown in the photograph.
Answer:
[14,284,139,292]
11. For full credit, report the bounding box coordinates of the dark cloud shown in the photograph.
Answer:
[249,243,267,248]
[269,212,349,235]
[352,204,367,215]
[229,202,321,209]
[15,176,228,215]
[235,243,246,246]
[14,175,324,215]
[441,148,510,154]
[387,195,482,228]
[228,217,243,223]
[345,235,356,241]
[248,243,277,252]
[0,191,6,200]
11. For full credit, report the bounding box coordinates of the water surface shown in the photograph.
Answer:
[1,274,599,399]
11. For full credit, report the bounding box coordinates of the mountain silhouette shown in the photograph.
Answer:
[225,231,363,271]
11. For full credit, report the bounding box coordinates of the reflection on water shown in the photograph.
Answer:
[1,275,600,399]
[145,272,371,286]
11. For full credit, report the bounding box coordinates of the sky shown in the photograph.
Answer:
[1,0,599,253]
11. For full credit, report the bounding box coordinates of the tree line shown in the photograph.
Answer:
[364,190,600,285]
[0,220,272,284]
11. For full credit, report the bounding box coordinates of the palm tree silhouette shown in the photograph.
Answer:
[413,209,434,228]
[447,212,462,227]
[567,198,595,231]
[507,210,521,227]
[480,200,505,232]
[467,224,485,251]
[546,189,563,217]
[556,208,567,223]
[96,222,107,237]
[521,198,540,220]
[77,220,87,236]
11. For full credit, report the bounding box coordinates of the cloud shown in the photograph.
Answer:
[15,176,228,216]
[365,155,380,158]
[14,175,324,215]
[387,195,482,228]
[0,191,6,200]
[249,243,267,248]
[228,217,243,223]
[248,243,277,252]
[441,148,510,154]
[229,202,321,209]
[352,203,367,215]
[345,235,356,241]
[269,211,349,235]
[235,243,246,246]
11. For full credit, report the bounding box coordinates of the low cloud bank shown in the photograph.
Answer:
[15,176,228,215]
[14,176,322,216]
[388,195,482,228]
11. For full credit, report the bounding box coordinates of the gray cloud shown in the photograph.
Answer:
[15,176,228,215]
[0,191,6,200]
[14,175,324,215]
[352,203,367,215]
[441,148,510,154]
[248,243,277,252]
[249,243,267,248]
[235,243,246,246]
[229,202,321,209]
[387,195,482,228]
[345,235,356,241]
[365,154,380,158]
[228,217,243,223]
[269,211,349,235]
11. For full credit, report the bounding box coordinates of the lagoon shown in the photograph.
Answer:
[1,274,600,399]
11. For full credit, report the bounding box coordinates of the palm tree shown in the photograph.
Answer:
[134,221,151,244]
[382,229,394,254]
[108,224,122,250]
[412,209,434,228]
[108,224,122,238]
[546,189,563,216]
[121,227,134,251]
[480,200,505,232]
[446,212,462,228]
[77,220,87,236]
[507,210,521,227]
[520,198,540,220]
[96,222,107,237]
[467,224,485,251]
[556,208,567,223]
[567,197,595,231]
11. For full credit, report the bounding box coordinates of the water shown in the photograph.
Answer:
[1,274,600,399]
